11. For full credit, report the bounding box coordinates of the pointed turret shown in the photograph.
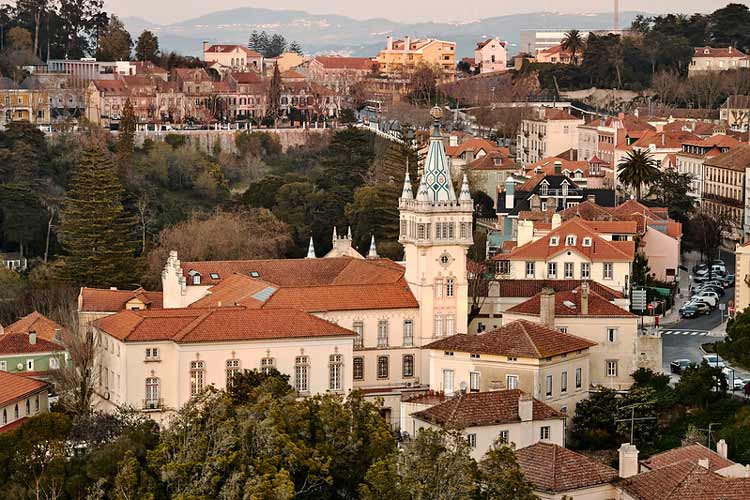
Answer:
[332,226,338,245]
[418,106,456,203]
[367,235,379,259]
[306,237,316,259]
[401,168,413,200]
[459,173,472,202]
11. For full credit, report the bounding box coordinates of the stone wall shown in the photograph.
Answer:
[134,127,334,154]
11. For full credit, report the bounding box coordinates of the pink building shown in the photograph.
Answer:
[474,38,508,73]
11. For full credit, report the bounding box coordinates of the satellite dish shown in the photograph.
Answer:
[460,381,468,393]
[17,363,24,370]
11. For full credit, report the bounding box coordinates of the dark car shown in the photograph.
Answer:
[680,305,699,318]
[670,359,693,374]
[724,274,736,288]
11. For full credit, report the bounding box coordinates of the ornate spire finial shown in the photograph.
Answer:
[367,235,379,259]
[332,226,338,244]
[347,226,352,239]
[459,173,472,202]
[306,237,316,259]
[402,166,413,200]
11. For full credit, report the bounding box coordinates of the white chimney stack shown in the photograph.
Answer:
[619,443,639,478]
[518,393,533,422]
[717,439,728,459]
[386,36,393,51]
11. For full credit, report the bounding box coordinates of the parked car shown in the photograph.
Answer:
[702,354,726,368]
[688,301,711,315]
[722,368,745,390]
[670,359,693,374]
[691,291,719,308]
[696,285,724,297]
[724,274,736,288]
[680,304,700,318]
[693,263,709,273]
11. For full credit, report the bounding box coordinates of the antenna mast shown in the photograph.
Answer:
[614,0,620,31]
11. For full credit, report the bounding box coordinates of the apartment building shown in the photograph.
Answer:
[474,38,508,73]
[377,36,456,79]
[301,56,377,94]
[0,80,50,129]
[702,144,750,243]
[676,134,739,201]
[720,95,750,130]
[517,108,584,165]
[689,46,748,75]
[577,114,655,168]
[202,43,263,72]
[0,371,49,432]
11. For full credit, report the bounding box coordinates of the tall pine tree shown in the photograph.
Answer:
[58,145,139,288]
[266,65,282,127]
[116,98,136,176]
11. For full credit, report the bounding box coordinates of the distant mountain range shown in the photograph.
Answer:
[122,8,643,59]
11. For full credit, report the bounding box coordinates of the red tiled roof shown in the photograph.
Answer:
[423,319,596,358]
[0,332,65,355]
[526,157,591,177]
[231,71,263,84]
[693,46,746,58]
[501,218,635,262]
[490,279,625,300]
[582,220,638,234]
[411,389,563,428]
[0,371,48,407]
[205,45,262,58]
[92,80,125,93]
[3,311,64,342]
[314,56,376,71]
[507,287,636,318]
[559,201,616,221]
[466,151,515,171]
[446,138,501,157]
[641,443,735,472]
[516,442,617,493]
[94,306,353,343]
[281,70,305,80]
[80,287,163,313]
[632,130,699,149]
[704,144,750,172]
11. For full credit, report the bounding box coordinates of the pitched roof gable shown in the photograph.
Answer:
[0,370,48,407]
[3,311,64,342]
[80,287,163,313]
[641,443,735,472]
[0,332,66,355]
[506,288,635,318]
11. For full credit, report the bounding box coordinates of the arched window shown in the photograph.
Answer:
[14,404,19,419]
[25,399,30,415]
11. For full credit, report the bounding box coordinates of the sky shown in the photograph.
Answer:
[104,0,741,25]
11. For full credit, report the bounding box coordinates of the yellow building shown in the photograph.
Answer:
[377,36,456,80]
[0,84,51,129]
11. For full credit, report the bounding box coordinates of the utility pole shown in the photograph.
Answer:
[615,402,657,445]
[614,0,620,31]
[701,423,721,450]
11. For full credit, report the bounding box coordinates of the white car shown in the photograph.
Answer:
[722,368,745,390]
[703,354,726,368]
[691,291,719,308]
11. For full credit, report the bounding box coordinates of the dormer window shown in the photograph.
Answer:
[582,237,592,247]
[566,235,576,246]
[562,183,569,196]
[188,270,201,285]
[540,183,549,196]
[249,271,260,278]
[535,167,542,174]
[550,236,559,246]
[210,273,220,280]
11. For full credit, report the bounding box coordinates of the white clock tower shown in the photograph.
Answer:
[399,106,474,345]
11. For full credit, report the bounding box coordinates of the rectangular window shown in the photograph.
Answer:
[467,433,477,448]
[561,371,568,393]
[443,369,455,394]
[0,360,7,371]
[606,360,618,378]
[460,222,469,238]
[540,426,551,440]
[377,320,389,347]
[225,359,241,387]
[498,430,509,443]
[402,355,414,378]
[525,261,535,278]
[260,357,275,374]
[329,354,343,391]
[447,222,455,239]
[295,356,310,393]
[506,374,518,389]
[417,223,426,239]
[49,357,60,369]
[435,279,444,298]
[470,371,480,392]
[607,328,617,343]
[545,375,553,397]
[564,262,574,279]
[603,262,613,280]
[26,359,34,371]
[434,315,444,337]
[445,315,455,337]
[581,262,590,279]
[446,278,455,297]
[547,262,557,278]
[353,321,364,349]
[377,356,389,379]
[403,320,414,346]
[353,357,364,380]
[190,360,205,396]
[145,377,159,406]
[498,260,510,275]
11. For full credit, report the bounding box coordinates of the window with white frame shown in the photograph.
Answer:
[226,359,241,387]
[581,262,590,279]
[606,360,618,377]
[498,430,509,443]
[446,278,455,297]
[525,261,535,278]
[603,262,613,280]
[564,262,574,278]
[377,356,389,379]
[561,371,568,393]
[434,314,444,337]
[145,347,159,360]
[566,235,576,246]
[403,320,414,346]
[470,371,480,392]
[547,262,557,278]
[435,279,444,298]
[353,357,364,380]
[545,375,553,397]
[145,377,160,405]
[460,222,470,238]
[582,237,592,247]
[190,360,205,395]
[329,354,343,391]
[0,360,6,371]
[498,260,510,275]
[353,321,364,348]
[402,355,414,378]
[607,328,617,343]
[443,369,455,394]
[576,367,582,389]
[549,236,559,246]
[377,320,389,347]
[445,315,455,336]
[49,357,60,369]
[467,433,477,448]
[506,374,518,389]
[295,356,310,393]
[26,359,33,371]
[260,357,275,374]
[540,426,551,440]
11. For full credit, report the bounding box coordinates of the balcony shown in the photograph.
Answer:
[142,398,164,411]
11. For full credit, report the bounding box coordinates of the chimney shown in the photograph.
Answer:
[618,443,639,478]
[580,281,590,315]
[465,148,474,163]
[404,36,411,52]
[54,328,62,342]
[698,458,710,469]
[518,393,533,422]
[554,160,562,174]
[203,41,209,53]
[386,35,393,51]
[551,213,561,230]
[449,134,458,147]
[505,177,515,210]
[717,439,728,459]
[28,330,37,345]
[539,287,556,328]
[587,194,596,203]
[517,220,534,247]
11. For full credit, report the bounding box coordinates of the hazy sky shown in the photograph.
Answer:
[104,0,740,24]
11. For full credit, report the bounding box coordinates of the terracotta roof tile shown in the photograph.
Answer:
[423,319,596,358]
[0,332,65,355]
[582,220,638,234]
[525,157,591,177]
[94,307,353,344]
[704,144,750,172]
[466,151,515,171]
[446,138,502,157]
[230,71,263,84]
[559,200,616,221]
[3,311,64,342]
[641,443,735,472]
[516,442,617,493]
[411,389,563,428]
[490,279,625,300]
[0,371,48,407]
[632,130,699,149]
[506,288,635,318]
[693,46,746,58]
[80,287,163,313]
[205,45,262,57]
[314,56,376,71]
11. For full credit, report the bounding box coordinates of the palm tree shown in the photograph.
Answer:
[561,30,585,64]
[618,149,660,200]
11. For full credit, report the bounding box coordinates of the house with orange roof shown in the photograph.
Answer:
[631,129,700,168]
[301,56,378,94]
[689,46,748,75]
[676,134,740,202]
[577,113,656,168]
[518,107,585,164]
[474,38,508,73]
[466,149,516,201]
[422,319,595,414]
[377,36,456,80]
[535,44,578,65]
[0,370,48,433]
[523,156,614,189]
[445,137,506,178]
[202,43,263,72]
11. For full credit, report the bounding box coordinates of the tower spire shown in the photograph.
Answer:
[332,226,338,245]
[402,167,413,200]
[419,106,456,203]
[367,235,379,259]
[306,237,316,259]
[459,173,472,202]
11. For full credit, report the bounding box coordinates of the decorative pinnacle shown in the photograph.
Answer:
[430,106,443,121]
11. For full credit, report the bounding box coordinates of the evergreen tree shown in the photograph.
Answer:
[266,65,282,127]
[288,40,303,55]
[116,98,136,175]
[58,145,138,288]
[134,30,159,62]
